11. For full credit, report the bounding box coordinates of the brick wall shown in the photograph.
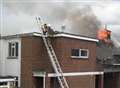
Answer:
[21,36,97,88]
[21,36,53,88]
[49,75,96,88]
[67,75,96,88]
[52,37,97,72]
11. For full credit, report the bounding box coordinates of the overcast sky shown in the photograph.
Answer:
[0,0,120,43]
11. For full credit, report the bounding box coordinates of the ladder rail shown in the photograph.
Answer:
[43,36,69,88]
[46,38,69,87]
[42,36,60,74]
[36,17,69,88]
[42,37,64,88]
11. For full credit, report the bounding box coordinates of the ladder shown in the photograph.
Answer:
[36,17,69,88]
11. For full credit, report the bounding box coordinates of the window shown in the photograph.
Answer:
[8,42,19,58]
[71,49,79,57]
[71,49,89,58]
[81,49,88,57]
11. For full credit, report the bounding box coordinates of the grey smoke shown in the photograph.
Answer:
[64,6,101,37]
[1,1,101,38]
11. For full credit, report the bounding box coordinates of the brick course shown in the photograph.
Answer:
[21,36,97,88]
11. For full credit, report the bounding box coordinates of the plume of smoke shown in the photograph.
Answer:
[63,6,101,38]
[2,1,101,38]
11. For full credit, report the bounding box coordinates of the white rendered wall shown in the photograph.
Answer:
[0,38,21,87]
[0,39,6,75]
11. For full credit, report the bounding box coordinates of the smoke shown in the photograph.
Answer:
[1,0,101,37]
[64,6,101,37]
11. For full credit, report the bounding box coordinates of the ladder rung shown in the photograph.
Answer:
[36,19,69,88]
[42,36,69,88]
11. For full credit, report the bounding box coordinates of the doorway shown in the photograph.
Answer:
[34,77,43,88]
[95,75,104,88]
[104,72,120,88]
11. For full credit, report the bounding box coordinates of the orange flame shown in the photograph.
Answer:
[97,28,111,40]
[97,27,113,46]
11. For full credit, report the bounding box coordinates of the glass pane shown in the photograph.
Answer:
[12,43,15,46]
[15,42,18,56]
[12,47,15,56]
[71,49,79,56]
[0,82,7,85]
[81,50,87,56]
[9,43,12,56]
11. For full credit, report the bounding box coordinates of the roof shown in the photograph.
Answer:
[1,32,98,42]
[0,32,36,39]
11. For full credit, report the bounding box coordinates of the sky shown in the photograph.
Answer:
[0,0,120,43]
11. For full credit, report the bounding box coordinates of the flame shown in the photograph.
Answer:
[97,28,111,40]
[97,28,113,46]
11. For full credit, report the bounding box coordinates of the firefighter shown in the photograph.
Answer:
[41,23,48,35]
[47,24,55,36]
[41,23,55,36]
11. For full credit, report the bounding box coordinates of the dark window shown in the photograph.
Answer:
[71,49,79,56]
[12,44,15,56]
[15,42,18,56]
[8,42,19,58]
[81,49,88,56]
[71,49,89,58]
[0,82,7,85]
[9,43,12,56]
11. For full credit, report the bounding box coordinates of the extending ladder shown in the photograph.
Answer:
[36,17,69,88]
[42,36,69,88]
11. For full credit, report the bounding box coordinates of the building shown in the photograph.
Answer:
[0,32,120,88]
[96,40,120,88]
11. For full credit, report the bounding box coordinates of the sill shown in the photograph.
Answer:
[71,56,88,59]
[7,56,18,59]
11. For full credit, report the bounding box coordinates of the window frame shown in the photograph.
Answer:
[79,49,89,58]
[71,49,80,57]
[71,48,89,59]
[8,42,19,59]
